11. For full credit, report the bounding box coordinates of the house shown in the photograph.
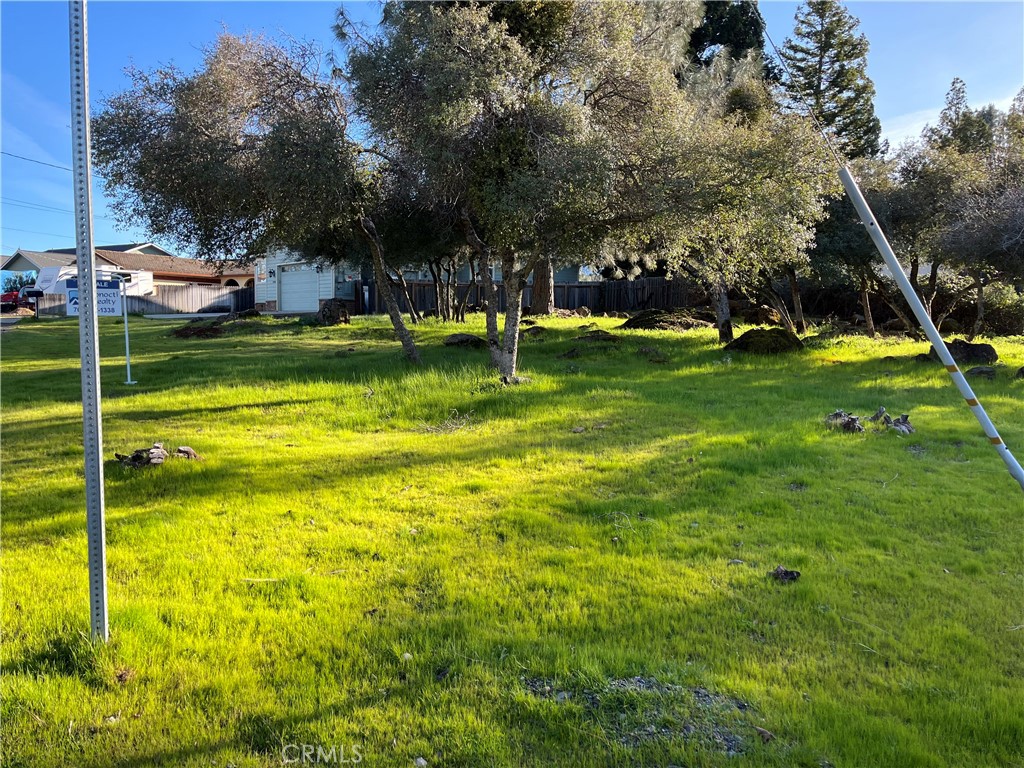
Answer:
[1,243,251,287]
[92,249,251,287]
[0,248,114,275]
[254,249,603,315]
[44,242,177,257]
[254,250,363,313]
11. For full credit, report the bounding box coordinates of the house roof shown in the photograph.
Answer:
[1,247,249,279]
[95,250,249,278]
[46,242,176,256]
[0,249,120,272]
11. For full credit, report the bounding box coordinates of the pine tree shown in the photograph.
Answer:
[925,77,996,154]
[780,0,881,158]
[690,0,771,69]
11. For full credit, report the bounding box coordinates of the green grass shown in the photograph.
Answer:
[2,314,1023,768]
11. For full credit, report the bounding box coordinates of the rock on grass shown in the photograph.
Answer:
[443,333,487,348]
[574,329,620,343]
[929,339,998,364]
[725,328,803,354]
[619,309,712,332]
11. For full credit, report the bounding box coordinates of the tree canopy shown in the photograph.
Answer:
[93,1,844,375]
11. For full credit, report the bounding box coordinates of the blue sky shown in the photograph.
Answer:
[1,1,1022,260]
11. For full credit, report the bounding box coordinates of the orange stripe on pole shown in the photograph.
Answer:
[946,365,959,373]
[991,437,1005,445]
[966,398,980,407]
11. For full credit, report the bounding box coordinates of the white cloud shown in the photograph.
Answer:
[0,120,69,170]
[1,72,71,134]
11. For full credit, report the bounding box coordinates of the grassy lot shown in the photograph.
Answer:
[2,313,1023,768]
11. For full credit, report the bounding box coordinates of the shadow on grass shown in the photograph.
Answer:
[35,578,797,768]
[4,320,1017,545]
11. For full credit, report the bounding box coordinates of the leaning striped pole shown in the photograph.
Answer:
[839,165,1024,492]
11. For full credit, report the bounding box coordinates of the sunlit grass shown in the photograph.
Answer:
[2,315,1022,767]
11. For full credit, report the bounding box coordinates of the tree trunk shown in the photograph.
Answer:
[909,255,922,306]
[935,280,976,332]
[870,274,920,339]
[496,272,525,380]
[445,259,456,321]
[969,276,984,341]
[428,262,444,321]
[459,208,501,366]
[531,256,555,315]
[481,257,501,369]
[428,261,444,320]
[358,216,420,364]
[859,275,876,338]
[455,257,476,323]
[394,269,420,324]
[786,266,807,334]
[713,275,734,344]
[925,261,940,319]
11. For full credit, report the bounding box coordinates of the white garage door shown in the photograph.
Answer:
[279,263,319,312]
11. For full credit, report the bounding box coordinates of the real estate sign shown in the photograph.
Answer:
[66,278,121,316]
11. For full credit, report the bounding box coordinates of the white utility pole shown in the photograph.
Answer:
[69,0,109,641]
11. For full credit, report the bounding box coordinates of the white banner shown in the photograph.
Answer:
[66,278,121,316]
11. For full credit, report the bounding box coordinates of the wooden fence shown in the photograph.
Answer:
[601,277,705,312]
[37,284,255,316]
[374,281,600,315]
[372,276,701,316]
[35,277,703,318]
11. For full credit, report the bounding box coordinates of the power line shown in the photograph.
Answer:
[4,200,79,214]
[0,226,76,240]
[1,151,74,172]
[2,196,77,212]
[1,198,114,221]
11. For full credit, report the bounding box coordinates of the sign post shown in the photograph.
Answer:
[66,277,135,383]
[120,278,136,385]
[69,0,109,643]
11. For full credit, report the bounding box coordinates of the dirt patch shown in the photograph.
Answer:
[522,675,760,757]
[619,309,712,332]
[519,325,547,339]
[574,329,621,343]
[444,333,487,348]
[171,323,224,339]
[636,345,669,363]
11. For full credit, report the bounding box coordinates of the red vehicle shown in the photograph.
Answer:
[1,287,37,312]
[0,290,20,312]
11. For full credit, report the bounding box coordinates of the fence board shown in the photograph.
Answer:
[370,277,701,316]
[36,284,254,316]
[37,277,700,318]
[601,277,703,312]
[372,280,606,315]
